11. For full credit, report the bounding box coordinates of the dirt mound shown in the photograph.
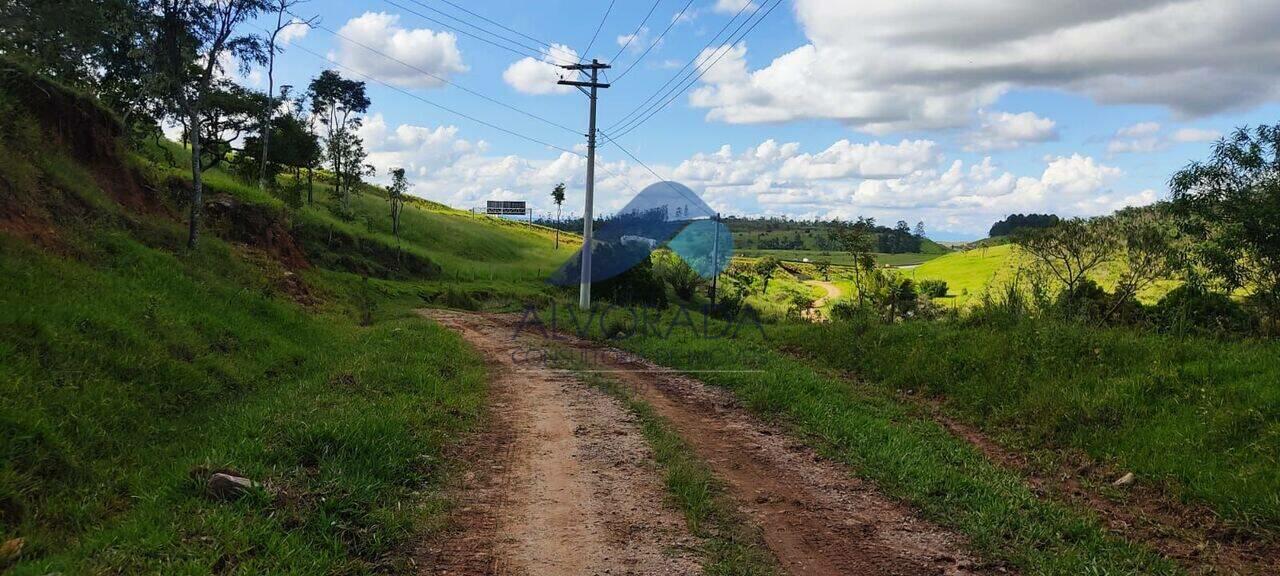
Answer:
[204,195,310,270]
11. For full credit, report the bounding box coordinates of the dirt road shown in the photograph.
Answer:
[417,309,700,576]
[802,280,842,322]
[419,309,996,576]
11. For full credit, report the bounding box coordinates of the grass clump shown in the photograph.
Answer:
[775,317,1280,534]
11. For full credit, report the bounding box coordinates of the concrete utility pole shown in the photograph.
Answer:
[559,60,610,310]
[710,212,721,308]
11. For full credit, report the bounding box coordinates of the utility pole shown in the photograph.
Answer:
[559,59,610,310]
[710,212,721,308]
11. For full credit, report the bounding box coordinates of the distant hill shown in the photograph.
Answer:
[722,217,949,255]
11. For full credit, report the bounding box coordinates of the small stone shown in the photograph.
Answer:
[0,538,24,564]
[1112,472,1135,487]
[207,472,259,500]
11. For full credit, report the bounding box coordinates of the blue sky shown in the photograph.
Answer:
[241,0,1280,240]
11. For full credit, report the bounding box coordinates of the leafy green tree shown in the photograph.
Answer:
[1101,208,1176,320]
[1014,218,1112,296]
[833,217,877,305]
[308,69,370,215]
[753,256,781,294]
[258,0,315,192]
[151,0,268,248]
[387,167,409,238]
[1171,125,1280,326]
[914,221,926,239]
[551,182,566,249]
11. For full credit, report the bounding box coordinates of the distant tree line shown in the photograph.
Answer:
[989,213,1061,237]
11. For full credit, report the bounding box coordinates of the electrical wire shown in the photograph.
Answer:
[609,0,662,65]
[611,0,695,83]
[581,0,617,60]
[397,0,578,66]
[425,0,584,65]
[283,37,583,157]
[599,130,714,218]
[610,0,782,140]
[605,0,755,131]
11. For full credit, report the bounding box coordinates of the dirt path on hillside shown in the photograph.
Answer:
[802,280,842,322]
[416,309,700,576]
[423,310,999,576]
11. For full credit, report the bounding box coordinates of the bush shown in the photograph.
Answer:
[1153,285,1254,334]
[653,252,705,301]
[830,298,873,323]
[918,279,948,298]
[596,253,668,308]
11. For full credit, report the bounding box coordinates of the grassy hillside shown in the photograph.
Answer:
[0,64,571,572]
[911,243,1179,307]
[911,243,1026,306]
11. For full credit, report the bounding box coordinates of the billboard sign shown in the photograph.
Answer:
[486,200,527,215]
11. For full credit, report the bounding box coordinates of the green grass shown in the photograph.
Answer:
[772,318,1280,534]
[554,351,779,576]
[911,243,1026,306]
[909,243,1179,307]
[563,304,1180,575]
[0,224,487,573]
[0,81,557,571]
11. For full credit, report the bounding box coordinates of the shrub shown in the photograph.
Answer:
[830,298,874,323]
[597,254,668,308]
[1153,285,1254,334]
[918,279,948,298]
[653,252,705,301]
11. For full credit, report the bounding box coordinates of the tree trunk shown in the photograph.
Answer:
[306,167,313,205]
[187,106,203,249]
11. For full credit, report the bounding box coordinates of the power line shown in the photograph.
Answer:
[606,0,755,131]
[303,18,581,136]
[581,0,617,60]
[599,130,713,218]
[380,0,566,66]
[609,0,662,65]
[283,37,582,157]
[611,0,782,140]
[424,0,583,65]
[612,0,695,83]
[396,0,578,66]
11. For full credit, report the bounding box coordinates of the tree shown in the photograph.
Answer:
[753,256,781,294]
[308,70,370,215]
[1171,125,1280,325]
[814,261,831,281]
[258,0,315,193]
[1014,218,1113,296]
[387,167,409,238]
[833,217,877,305]
[151,0,267,248]
[914,221,926,239]
[1102,209,1176,320]
[551,182,566,250]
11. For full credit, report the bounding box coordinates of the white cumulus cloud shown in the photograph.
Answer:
[964,111,1059,151]
[331,12,466,88]
[689,1,1280,134]
[1107,122,1221,154]
[503,44,580,95]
